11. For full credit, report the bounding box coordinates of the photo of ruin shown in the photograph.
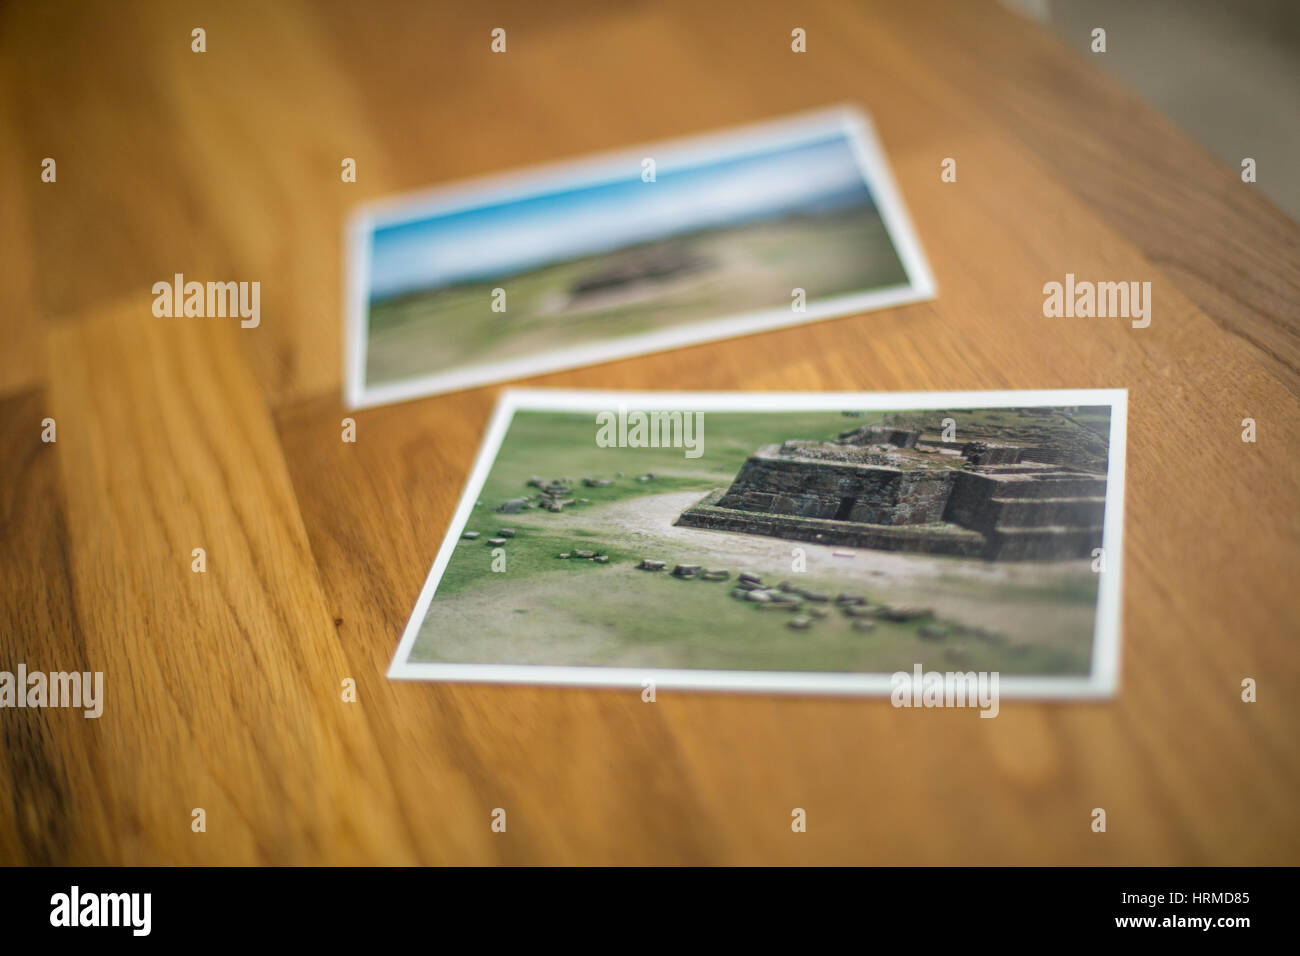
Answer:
[390,390,1125,695]
[677,416,1109,561]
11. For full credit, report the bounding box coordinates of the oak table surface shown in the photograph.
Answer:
[1,0,1297,865]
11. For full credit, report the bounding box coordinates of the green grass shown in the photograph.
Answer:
[424,555,1090,675]
[437,524,648,598]
[478,408,885,500]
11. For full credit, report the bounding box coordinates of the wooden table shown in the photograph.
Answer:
[2,0,1296,865]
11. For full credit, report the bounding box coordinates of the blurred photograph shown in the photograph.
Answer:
[347,108,935,406]
[390,389,1126,697]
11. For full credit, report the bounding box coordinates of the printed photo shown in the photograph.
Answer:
[390,389,1127,697]
[346,107,935,406]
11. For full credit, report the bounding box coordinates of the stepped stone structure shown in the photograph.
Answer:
[676,412,1109,560]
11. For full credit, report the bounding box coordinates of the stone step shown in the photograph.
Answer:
[981,475,1108,499]
[989,495,1107,529]
[677,493,988,558]
[986,524,1104,560]
[994,523,1105,534]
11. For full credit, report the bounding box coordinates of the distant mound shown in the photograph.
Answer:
[569,241,713,299]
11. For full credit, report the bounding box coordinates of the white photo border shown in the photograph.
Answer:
[388,388,1128,699]
[344,105,938,409]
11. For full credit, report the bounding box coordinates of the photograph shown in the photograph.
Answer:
[391,389,1126,697]
[347,107,935,406]
[3,0,1296,911]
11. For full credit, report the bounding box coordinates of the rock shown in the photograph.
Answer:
[557,553,571,559]
[526,477,545,488]
[736,580,764,591]
[497,529,516,537]
[808,606,829,619]
[744,589,772,603]
[800,590,830,603]
[672,564,701,578]
[843,604,878,618]
[700,569,730,581]
[835,594,865,606]
[462,531,481,540]
[572,549,596,558]
[777,580,800,592]
[582,477,613,487]
[498,498,526,513]
[852,620,877,633]
[788,616,812,630]
[638,559,666,571]
[919,624,950,640]
[487,537,507,546]
[730,588,749,600]
[738,573,763,586]
[593,555,609,564]
[882,605,934,622]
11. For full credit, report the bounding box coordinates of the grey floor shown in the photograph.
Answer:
[1004,0,1300,221]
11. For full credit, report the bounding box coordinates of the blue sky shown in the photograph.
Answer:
[368,133,874,300]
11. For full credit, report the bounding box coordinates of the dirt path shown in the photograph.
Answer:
[599,491,1082,592]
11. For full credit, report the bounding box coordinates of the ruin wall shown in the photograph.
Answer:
[716,447,958,527]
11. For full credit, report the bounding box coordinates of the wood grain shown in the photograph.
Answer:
[1,0,1297,864]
